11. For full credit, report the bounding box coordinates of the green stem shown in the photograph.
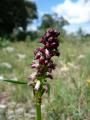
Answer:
[35,92,42,120]
[36,101,41,120]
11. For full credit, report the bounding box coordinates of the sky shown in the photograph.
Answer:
[28,0,90,34]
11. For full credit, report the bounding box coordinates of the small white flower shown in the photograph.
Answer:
[0,104,6,109]
[0,75,4,81]
[35,81,40,90]
[3,47,15,52]
[60,64,69,72]
[17,53,26,60]
[78,54,85,59]
[1,62,12,69]
[15,108,24,115]
[7,110,14,116]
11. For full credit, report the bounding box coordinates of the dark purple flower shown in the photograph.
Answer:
[28,28,60,94]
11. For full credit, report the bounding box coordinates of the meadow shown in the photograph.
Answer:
[0,36,90,120]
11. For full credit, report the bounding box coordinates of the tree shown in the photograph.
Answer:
[38,14,55,30]
[57,16,69,28]
[77,28,84,37]
[38,13,69,43]
[25,1,38,23]
[0,0,38,35]
[39,13,69,30]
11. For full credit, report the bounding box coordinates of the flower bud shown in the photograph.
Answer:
[43,84,49,93]
[45,43,50,48]
[39,56,45,64]
[35,51,42,58]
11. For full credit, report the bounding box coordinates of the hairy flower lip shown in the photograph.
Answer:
[35,80,41,90]
[28,72,37,80]
[31,60,39,68]
[45,49,50,58]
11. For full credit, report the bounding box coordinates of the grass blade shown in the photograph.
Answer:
[2,80,27,85]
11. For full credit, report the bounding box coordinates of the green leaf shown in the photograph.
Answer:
[2,80,27,85]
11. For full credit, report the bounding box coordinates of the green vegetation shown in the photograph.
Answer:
[0,36,90,120]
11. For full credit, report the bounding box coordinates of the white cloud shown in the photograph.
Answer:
[64,23,90,34]
[27,24,37,31]
[52,0,90,24]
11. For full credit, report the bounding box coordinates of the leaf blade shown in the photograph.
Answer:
[2,80,27,85]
